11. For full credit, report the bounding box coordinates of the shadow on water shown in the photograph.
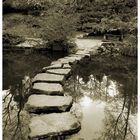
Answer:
[3,50,67,89]
[64,55,137,140]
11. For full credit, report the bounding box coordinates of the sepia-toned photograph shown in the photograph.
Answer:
[2,0,137,140]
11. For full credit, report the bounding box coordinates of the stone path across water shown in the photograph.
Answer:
[25,37,102,139]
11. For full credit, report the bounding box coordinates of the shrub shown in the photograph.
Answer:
[120,35,137,57]
[3,32,25,45]
[41,12,78,52]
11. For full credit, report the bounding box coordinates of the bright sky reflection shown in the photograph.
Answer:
[80,96,93,107]
[107,80,119,97]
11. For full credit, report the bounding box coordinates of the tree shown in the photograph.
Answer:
[41,11,78,51]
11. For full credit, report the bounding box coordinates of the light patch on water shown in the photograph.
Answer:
[65,68,137,139]
[129,114,137,137]
[69,98,106,140]
[107,80,119,97]
[80,96,93,107]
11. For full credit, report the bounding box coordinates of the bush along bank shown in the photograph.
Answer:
[97,35,137,57]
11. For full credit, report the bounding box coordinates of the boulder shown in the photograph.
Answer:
[29,112,81,139]
[31,83,64,95]
[32,73,65,85]
[25,95,73,113]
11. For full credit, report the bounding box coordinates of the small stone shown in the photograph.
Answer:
[31,82,64,95]
[25,95,73,113]
[29,112,81,139]
[32,73,65,85]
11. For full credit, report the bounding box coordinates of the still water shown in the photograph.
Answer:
[3,50,67,89]
[3,50,137,140]
[64,56,137,140]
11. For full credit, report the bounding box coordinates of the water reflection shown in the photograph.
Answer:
[80,96,93,107]
[65,72,137,140]
[3,50,68,140]
[3,51,66,89]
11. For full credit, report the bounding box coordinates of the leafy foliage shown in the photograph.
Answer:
[42,13,77,42]
[41,10,78,51]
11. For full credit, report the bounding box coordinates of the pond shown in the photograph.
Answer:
[3,50,137,140]
[64,55,137,140]
[3,50,67,89]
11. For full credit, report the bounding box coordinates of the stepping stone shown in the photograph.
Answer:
[57,58,76,64]
[29,112,81,139]
[42,64,71,72]
[57,57,81,65]
[46,69,71,77]
[42,63,63,71]
[63,63,71,69]
[51,61,62,65]
[76,51,91,58]
[31,83,64,95]
[25,95,73,113]
[32,73,65,85]
[65,56,82,61]
[76,50,89,55]
[69,54,85,57]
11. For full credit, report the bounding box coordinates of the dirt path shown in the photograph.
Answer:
[74,33,102,51]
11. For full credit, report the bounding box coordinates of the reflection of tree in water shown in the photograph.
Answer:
[3,75,31,140]
[64,57,137,140]
[97,76,137,140]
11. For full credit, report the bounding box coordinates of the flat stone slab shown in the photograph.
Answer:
[46,69,71,76]
[29,112,81,139]
[42,63,71,72]
[42,64,63,71]
[25,95,73,113]
[57,55,85,64]
[65,56,83,61]
[57,58,77,64]
[31,83,64,95]
[51,61,63,65]
[32,73,65,85]
[63,63,71,69]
